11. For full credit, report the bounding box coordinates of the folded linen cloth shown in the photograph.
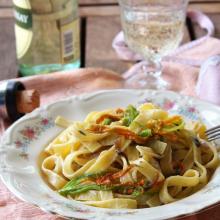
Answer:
[0,68,123,133]
[196,55,220,105]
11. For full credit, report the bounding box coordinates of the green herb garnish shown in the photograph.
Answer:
[139,129,152,137]
[103,118,112,125]
[59,172,146,197]
[59,173,105,196]
[162,120,185,133]
[132,186,144,196]
[122,105,139,127]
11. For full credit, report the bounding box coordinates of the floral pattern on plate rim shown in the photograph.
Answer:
[139,97,202,121]
[14,117,54,159]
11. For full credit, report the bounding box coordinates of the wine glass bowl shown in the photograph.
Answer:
[119,0,188,89]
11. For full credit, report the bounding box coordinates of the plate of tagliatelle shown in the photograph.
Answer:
[1,89,220,220]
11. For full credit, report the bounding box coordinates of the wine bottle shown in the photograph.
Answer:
[13,0,81,76]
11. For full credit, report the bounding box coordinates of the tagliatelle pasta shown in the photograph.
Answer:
[40,103,219,209]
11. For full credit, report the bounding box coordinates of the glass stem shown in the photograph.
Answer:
[142,59,162,78]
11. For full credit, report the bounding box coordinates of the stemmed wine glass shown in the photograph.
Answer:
[118,0,188,89]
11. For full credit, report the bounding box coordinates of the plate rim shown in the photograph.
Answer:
[1,89,220,220]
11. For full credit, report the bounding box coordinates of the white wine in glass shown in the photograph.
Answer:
[119,0,188,89]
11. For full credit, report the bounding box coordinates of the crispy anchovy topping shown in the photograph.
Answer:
[95,165,135,185]
[88,125,149,144]
[96,114,122,124]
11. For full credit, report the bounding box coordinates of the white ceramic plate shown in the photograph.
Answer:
[1,89,220,220]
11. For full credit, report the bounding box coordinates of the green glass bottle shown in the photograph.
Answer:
[13,0,81,76]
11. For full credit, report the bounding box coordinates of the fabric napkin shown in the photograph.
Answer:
[0,68,123,133]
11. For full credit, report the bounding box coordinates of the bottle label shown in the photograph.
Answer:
[14,5,32,29]
[60,19,80,64]
[13,0,33,59]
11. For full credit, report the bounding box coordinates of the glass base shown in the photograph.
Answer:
[124,60,169,90]
[125,72,169,90]
[19,60,81,76]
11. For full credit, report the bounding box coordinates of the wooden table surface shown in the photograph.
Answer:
[0,0,220,81]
